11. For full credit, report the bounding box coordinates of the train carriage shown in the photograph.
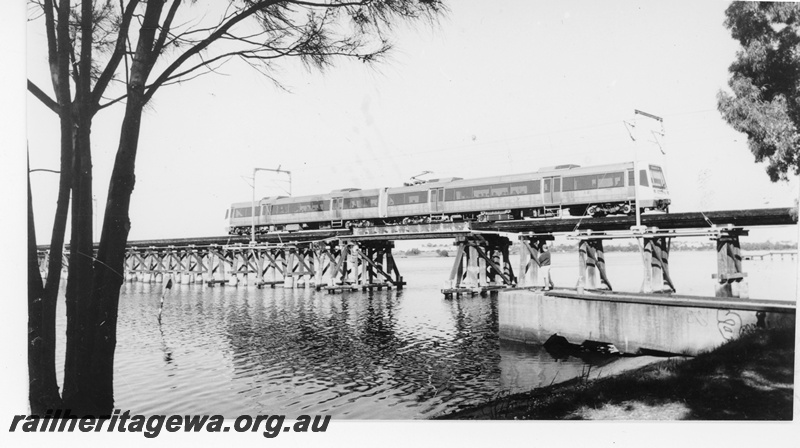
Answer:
[226,161,670,235]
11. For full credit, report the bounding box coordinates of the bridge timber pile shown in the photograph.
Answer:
[38,207,797,298]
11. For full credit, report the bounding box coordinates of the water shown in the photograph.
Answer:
[52,251,796,419]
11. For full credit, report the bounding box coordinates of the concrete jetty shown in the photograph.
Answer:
[499,289,795,356]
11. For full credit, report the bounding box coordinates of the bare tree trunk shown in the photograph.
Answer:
[88,93,145,414]
[28,0,74,413]
[28,162,63,414]
[29,115,73,415]
[61,0,99,414]
[78,0,165,414]
[61,120,96,414]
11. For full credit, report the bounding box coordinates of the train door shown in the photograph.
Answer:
[542,176,561,205]
[429,187,444,213]
[378,188,389,218]
[331,197,343,224]
[627,169,635,197]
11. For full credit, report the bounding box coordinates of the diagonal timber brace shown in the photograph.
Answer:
[442,234,516,297]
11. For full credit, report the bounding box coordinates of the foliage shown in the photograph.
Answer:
[406,248,421,255]
[436,249,450,257]
[717,2,800,182]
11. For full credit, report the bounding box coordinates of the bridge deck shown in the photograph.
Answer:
[473,207,796,233]
[37,207,796,251]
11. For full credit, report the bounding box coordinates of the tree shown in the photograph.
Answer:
[717,2,800,182]
[27,0,445,415]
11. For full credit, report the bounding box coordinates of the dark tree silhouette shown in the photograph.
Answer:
[27,0,445,415]
[717,2,800,182]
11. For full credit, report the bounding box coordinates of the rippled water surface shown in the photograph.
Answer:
[53,251,796,418]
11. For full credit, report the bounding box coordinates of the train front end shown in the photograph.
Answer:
[636,164,670,212]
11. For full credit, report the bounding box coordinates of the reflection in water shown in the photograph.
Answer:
[499,339,618,394]
[219,289,506,418]
[77,282,607,419]
[53,256,661,419]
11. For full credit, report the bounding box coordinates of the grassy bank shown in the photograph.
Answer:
[435,327,795,420]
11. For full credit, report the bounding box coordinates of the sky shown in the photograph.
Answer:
[21,0,799,243]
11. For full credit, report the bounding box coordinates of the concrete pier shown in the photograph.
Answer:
[499,289,795,356]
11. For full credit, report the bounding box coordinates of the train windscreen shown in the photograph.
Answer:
[649,165,667,189]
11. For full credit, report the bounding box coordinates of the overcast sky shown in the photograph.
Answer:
[20,0,800,242]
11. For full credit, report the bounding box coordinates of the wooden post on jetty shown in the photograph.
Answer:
[713,228,749,298]
[642,236,676,293]
[517,233,555,288]
[576,238,612,293]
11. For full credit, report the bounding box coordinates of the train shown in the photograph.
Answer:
[226,161,670,235]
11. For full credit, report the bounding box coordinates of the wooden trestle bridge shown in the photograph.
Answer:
[37,207,796,298]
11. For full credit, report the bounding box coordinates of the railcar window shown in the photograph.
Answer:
[292,202,321,213]
[473,186,491,198]
[346,196,379,208]
[225,209,229,219]
[406,193,422,204]
[490,185,509,196]
[544,180,551,193]
[444,187,473,201]
[363,196,379,207]
[233,207,252,218]
[510,180,540,195]
[388,193,404,206]
[628,170,634,186]
[554,178,561,192]
[274,204,289,214]
[563,175,597,191]
[345,198,363,209]
[639,170,649,187]
[455,187,472,200]
[445,181,540,200]
[649,165,666,188]
[597,172,624,188]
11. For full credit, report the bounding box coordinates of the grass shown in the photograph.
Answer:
[434,327,795,420]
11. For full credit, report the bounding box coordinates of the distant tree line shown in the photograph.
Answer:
[543,241,796,253]
[401,240,794,257]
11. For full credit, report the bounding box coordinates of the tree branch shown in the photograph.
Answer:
[90,0,141,114]
[152,0,184,56]
[27,79,61,114]
[144,0,284,103]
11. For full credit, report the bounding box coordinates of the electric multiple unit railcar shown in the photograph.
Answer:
[226,161,670,235]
